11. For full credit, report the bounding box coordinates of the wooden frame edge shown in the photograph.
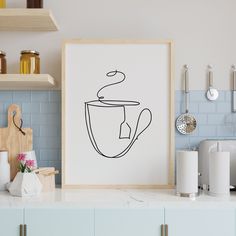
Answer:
[61,39,175,189]
[62,185,175,189]
[61,41,66,188]
[168,41,175,186]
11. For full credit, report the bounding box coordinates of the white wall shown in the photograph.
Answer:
[1,0,236,90]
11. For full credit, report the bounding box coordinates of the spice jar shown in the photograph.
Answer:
[0,0,6,8]
[27,0,43,8]
[0,51,7,74]
[20,50,40,74]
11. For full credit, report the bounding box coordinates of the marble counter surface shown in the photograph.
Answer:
[1,188,236,208]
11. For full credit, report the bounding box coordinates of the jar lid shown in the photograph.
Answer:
[0,51,6,56]
[21,50,40,55]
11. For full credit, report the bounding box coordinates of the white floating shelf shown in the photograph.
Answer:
[0,9,58,31]
[0,74,56,90]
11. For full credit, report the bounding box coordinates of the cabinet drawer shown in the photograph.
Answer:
[165,207,235,236]
[25,207,94,236]
[0,208,23,236]
[95,208,164,236]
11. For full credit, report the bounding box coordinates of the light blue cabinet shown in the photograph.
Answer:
[0,208,23,236]
[25,207,94,236]
[95,208,164,236]
[2,205,235,236]
[165,207,235,236]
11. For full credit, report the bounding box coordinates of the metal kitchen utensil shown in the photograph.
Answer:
[206,65,219,101]
[176,65,197,135]
[232,65,236,112]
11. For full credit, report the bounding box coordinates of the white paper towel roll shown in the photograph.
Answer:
[176,150,198,197]
[0,151,10,191]
[209,151,230,197]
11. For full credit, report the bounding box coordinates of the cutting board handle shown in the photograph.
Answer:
[8,104,22,128]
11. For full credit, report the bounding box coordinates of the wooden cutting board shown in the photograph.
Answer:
[0,104,33,180]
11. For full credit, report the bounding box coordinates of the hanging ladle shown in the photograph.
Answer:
[176,65,197,135]
[206,65,219,101]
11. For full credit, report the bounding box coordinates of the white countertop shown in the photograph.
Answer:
[1,188,236,208]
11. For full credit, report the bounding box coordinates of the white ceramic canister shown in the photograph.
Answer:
[0,150,10,190]
[22,150,38,169]
[176,150,198,198]
[209,143,230,197]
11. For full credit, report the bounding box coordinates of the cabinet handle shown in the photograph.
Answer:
[165,224,168,236]
[20,225,24,236]
[161,224,165,236]
[24,224,27,236]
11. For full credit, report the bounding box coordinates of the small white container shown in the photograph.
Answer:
[176,150,198,198]
[0,151,10,191]
[209,143,230,197]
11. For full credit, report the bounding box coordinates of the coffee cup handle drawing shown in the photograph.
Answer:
[85,70,153,159]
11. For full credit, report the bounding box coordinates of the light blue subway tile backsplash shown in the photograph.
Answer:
[40,102,61,114]
[198,125,217,137]
[175,91,182,102]
[216,102,231,113]
[40,149,60,161]
[49,91,61,102]
[0,114,7,127]
[13,91,31,102]
[22,103,40,113]
[193,114,207,125]
[0,103,4,113]
[225,92,231,102]
[189,91,207,102]
[3,102,14,112]
[31,91,50,102]
[176,90,236,151]
[0,90,234,185]
[40,125,60,137]
[199,103,216,113]
[0,91,13,101]
[207,114,225,125]
[31,114,61,125]
[216,91,225,102]
[189,137,203,149]
[32,125,40,137]
[0,90,61,184]
[217,125,234,137]
[188,102,199,113]
[22,114,31,127]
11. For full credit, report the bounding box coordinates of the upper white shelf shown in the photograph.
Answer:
[0,74,56,90]
[0,9,59,31]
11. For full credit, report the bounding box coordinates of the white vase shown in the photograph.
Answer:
[0,151,10,191]
[9,172,42,197]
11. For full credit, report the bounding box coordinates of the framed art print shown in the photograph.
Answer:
[62,40,174,188]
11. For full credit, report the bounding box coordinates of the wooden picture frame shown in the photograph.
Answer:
[62,40,174,188]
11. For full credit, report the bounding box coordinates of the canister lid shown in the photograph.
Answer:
[21,50,40,55]
[0,51,6,56]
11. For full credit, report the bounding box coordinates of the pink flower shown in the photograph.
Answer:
[25,159,35,168]
[17,153,26,162]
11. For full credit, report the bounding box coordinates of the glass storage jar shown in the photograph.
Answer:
[0,0,6,8]
[0,51,7,74]
[20,50,40,74]
[27,0,43,8]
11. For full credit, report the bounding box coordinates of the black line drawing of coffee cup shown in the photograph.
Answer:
[85,70,152,159]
